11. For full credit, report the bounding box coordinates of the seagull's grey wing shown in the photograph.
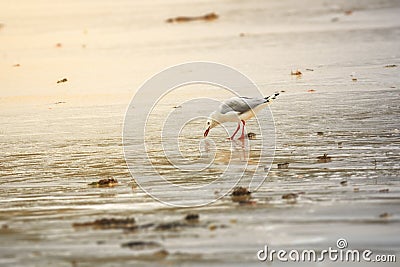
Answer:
[219,97,267,115]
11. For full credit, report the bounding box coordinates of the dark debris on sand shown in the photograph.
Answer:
[238,200,257,206]
[317,153,332,163]
[247,132,256,140]
[72,213,225,237]
[282,193,298,200]
[156,214,201,230]
[185,213,199,222]
[291,70,302,76]
[121,241,162,249]
[56,78,68,84]
[166,12,218,23]
[120,242,169,259]
[88,178,118,187]
[277,162,289,169]
[124,213,204,233]
[72,217,136,229]
[155,221,188,231]
[231,187,252,202]
[231,187,251,196]
[379,212,391,219]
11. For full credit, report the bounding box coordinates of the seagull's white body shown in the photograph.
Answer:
[211,99,271,123]
[204,93,279,139]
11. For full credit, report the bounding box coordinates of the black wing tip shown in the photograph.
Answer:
[264,92,280,101]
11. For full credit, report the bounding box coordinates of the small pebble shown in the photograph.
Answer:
[231,187,251,196]
[185,213,199,222]
[291,70,302,76]
[282,193,298,200]
[231,187,251,202]
[317,153,332,163]
[208,224,217,231]
[344,10,353,15]
[247,132,256,140]
[277,162,289,169]
[379,212,391,219]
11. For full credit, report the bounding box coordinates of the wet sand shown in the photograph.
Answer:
[1,0,400,266]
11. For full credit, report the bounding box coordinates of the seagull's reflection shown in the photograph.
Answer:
[230,138,249,161]
[202,137,250,163]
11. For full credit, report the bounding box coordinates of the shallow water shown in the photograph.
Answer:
[1,0,400,266]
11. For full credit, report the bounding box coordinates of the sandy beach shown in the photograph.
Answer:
[1,0,399,266]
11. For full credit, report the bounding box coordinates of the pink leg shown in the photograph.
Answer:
[228,122,241,140]
[238,120,246,140]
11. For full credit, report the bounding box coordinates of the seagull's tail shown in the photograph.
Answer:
[264,92,280,103]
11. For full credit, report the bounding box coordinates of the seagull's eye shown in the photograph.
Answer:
[207,122,210,125]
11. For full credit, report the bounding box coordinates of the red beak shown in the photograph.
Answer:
[204,127,210,137]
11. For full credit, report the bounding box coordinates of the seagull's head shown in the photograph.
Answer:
[204,112,219,138]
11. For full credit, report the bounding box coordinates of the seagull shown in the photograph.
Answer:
[204,93,279,140]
